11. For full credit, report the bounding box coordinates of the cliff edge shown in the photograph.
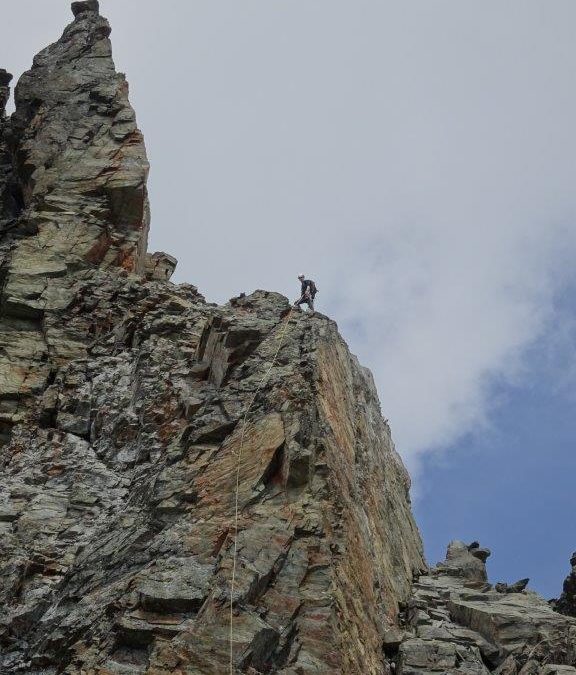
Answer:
[0,4,424,673]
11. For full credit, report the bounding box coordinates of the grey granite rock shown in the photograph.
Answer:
[144,251,178,281]
[71,0,100,16]
[0,0,150,439]
[495,578,530,594]
[0,275,426,672]
[387,542,576,674]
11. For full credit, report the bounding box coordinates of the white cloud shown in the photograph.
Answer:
[332,221,576,475]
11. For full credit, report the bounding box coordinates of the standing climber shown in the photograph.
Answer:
[294,274,318,313]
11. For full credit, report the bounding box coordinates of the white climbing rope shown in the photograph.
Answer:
[228,305,297,674]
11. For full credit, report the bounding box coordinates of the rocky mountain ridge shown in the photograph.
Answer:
[0,2,574,674]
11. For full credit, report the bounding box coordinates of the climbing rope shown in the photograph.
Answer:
[228,304,298,673]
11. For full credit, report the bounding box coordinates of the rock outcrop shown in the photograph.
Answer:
[0,4,425,673]
[1,3,575,674]
[1,268,429,673]
[0,0,149,444]
[553,553,576,619]
[388,542,576,674]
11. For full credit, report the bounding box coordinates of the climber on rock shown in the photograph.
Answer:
[294,274,318,313]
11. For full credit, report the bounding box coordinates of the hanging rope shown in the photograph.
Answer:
[228,303,299,673]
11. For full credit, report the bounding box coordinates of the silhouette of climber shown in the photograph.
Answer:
[294,274,317,313]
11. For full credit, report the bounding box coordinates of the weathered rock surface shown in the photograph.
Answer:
[0,0,149,442]
[387,542,576,674]
[0,267,425,672]
[2,3,576,674]
[0,6,425,673]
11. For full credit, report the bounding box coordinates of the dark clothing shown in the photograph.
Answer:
[295,295,314,311]
[296,279,316,311]
[300,279,316,298]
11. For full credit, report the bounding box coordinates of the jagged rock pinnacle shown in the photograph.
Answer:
[0,0,150,435]
[0,69,12,113]
[0,69,12,86]
[71,0,100,17]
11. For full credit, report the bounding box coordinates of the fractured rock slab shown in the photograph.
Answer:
[390,541,576,674]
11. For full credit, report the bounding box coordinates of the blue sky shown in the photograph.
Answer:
[415,283,576,597]
[3,1,576,598]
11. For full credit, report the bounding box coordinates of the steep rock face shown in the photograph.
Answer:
[0,278,425,673]
[0,4,425,673]
[0,0,149,441]
[389,542,576,674]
